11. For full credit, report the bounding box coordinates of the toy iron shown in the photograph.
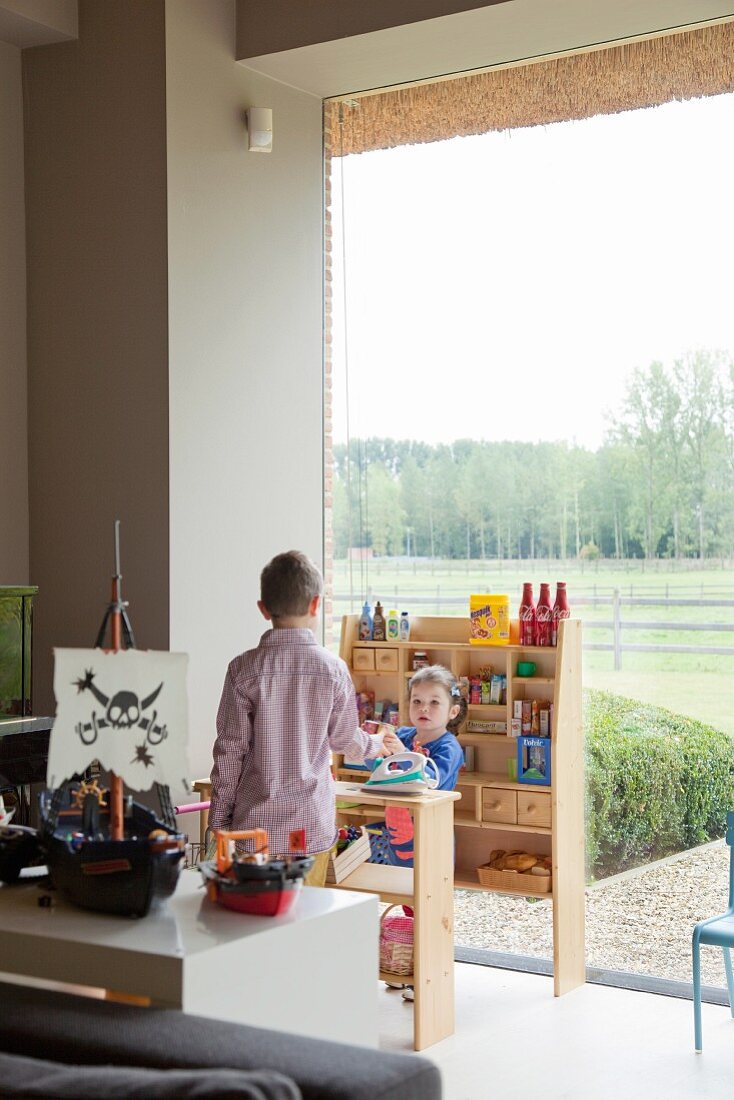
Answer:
[362,751,439,794]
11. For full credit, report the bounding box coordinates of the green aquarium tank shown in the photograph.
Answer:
[0,587,38,717]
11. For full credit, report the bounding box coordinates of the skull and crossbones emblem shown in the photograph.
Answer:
[73,668,168,754]
[104,689,144,729]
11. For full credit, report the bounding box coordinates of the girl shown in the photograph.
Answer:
[378,665,466,1001]
[380,664,467,867]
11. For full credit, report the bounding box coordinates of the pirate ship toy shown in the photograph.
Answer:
[199,828,313,917]
[0,522,188,917]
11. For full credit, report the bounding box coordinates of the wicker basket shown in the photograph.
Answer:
[477,864,552,894]
[379,903,414,976]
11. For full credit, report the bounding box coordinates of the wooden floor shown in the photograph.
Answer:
[378,962,734,1099]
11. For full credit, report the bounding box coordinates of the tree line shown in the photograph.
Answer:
[332,351,734,561]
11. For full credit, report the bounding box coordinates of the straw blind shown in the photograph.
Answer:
[325,20,734,155]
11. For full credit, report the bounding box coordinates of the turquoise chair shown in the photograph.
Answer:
[692,811,734,1051]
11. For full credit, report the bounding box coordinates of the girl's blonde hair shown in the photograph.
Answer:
[407,664,467,735]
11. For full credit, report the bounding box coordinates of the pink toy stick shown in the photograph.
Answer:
[174,801,211,815]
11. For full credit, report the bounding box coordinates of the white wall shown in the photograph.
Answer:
[165,0,325,779]
[0,38,28,583]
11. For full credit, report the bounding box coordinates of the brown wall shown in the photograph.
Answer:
[0,39,28,583]
[23,0,169,713]
[235,0,511,58]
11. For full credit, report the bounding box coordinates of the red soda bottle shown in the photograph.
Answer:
[551,582,570,646]
[518,583,536,647]
[536,583,553,646]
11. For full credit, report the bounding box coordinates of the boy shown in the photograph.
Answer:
[208,550,385,886]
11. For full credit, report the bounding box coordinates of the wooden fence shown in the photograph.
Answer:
[574,592,734,669]
[331,589,734,669]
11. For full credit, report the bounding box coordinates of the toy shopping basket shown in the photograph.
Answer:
[379,903,414,977]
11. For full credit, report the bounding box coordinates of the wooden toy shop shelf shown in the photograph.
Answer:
[335,614,585,998]
[332,780,459,1052]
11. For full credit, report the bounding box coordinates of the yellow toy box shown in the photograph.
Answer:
[469,594,510,645]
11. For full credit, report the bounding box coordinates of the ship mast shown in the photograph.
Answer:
[95,520,136,841]
[109,523,124,841]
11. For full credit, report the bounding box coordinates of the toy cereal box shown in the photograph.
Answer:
[469,594,510,646]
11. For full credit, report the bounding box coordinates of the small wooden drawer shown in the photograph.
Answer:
[375,647,399,672]
[352,648,375,671]
[481,787,517,824]
[517,790,551,828]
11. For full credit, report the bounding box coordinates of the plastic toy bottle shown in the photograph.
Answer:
[518,582,536,647]
[359,602,373,641]
[399,611,410,641]
[372,601,386,641]
[386,609,399,641]
[536,583,553,646]
[551,582,570,646]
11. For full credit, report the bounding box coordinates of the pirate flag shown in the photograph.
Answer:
[49,648,190,793]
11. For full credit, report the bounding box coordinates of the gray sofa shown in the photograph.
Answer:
[0,980,441,1099]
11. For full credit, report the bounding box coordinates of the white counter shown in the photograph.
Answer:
[0,868,379,1046]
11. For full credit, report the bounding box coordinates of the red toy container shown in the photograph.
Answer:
[200,829,314,917]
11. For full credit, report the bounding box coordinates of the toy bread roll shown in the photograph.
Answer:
[503,853,538,872]
[489,850,520,869]
[484,850,549,874]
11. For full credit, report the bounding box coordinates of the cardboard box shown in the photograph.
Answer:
[469,594,510,646]
[461,745,475,771]
[465,719,507,734]
[517,736,552,786]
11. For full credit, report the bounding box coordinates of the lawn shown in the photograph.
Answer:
[583,669,734,738]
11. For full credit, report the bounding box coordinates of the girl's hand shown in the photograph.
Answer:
[381,729,403,756]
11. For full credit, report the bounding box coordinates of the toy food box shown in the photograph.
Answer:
[469,594,510,645]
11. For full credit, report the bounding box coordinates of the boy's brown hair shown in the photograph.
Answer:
[260,550,323,619]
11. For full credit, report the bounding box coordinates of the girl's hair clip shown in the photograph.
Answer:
[451,684,461,698]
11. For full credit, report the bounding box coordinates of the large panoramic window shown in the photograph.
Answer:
[326,54,734,994]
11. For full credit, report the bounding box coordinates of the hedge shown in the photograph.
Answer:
[584,689,734,881]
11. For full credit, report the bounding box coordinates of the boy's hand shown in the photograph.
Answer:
[380,729,403,756]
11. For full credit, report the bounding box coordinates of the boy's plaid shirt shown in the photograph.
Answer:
[208,628,380,856]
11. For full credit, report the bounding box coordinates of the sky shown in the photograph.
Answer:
[330,92,734,452]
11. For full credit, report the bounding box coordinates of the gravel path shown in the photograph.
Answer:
[454,841,731,986]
